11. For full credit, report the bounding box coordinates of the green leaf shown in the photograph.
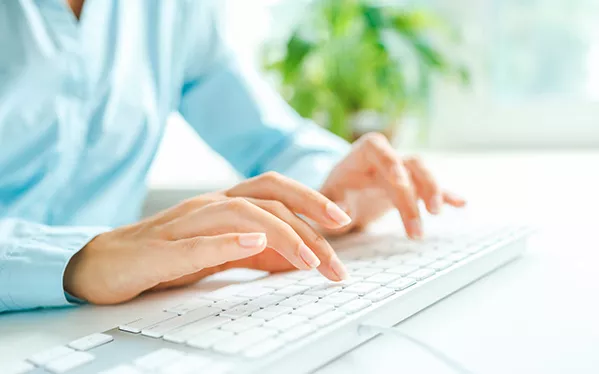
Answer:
[281,33,316,83]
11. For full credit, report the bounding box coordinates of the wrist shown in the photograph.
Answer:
[63,233,105,303]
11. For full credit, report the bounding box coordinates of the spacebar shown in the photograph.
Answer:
[141,307,219,338]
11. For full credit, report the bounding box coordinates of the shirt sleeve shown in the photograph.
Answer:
[0,219,109,313]
[177,1,350,190]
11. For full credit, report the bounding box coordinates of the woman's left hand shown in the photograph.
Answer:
[319,133,466,239]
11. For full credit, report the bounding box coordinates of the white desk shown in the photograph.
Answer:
[1,152,598,373]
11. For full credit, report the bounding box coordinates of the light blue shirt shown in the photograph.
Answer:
[0,0,349,313]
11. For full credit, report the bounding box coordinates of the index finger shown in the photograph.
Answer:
[358,135,422,239]
[226,172,352,229]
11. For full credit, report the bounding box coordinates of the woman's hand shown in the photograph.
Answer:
[63,172,352,304]
[320,133,466,238]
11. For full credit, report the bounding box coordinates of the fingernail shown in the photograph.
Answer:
[326,202,352,227]
[407,219,423,240]
[299,243,321,268]
[329,256,349,280]
[429,195,443,214]
[238,233,267,249]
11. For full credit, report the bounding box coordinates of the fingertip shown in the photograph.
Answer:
[326,202,352,227]
[329,256,349,281]
[406,219,423,240]
[443,192,467,208]
[299,243,321,268]
[427,194,443,215]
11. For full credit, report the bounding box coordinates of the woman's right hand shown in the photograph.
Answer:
[63,172,352,305]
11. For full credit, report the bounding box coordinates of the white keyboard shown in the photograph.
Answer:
[12,224,532,374]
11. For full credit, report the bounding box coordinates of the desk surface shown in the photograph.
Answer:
[1,152,598,374]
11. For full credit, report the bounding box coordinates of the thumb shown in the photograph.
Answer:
[161,233,267,280]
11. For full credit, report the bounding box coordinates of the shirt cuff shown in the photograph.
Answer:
[1,226,109,311]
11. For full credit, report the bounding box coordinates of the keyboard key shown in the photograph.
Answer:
[404,257,436,267]
[343,282,380,295]
[386,265,419,276]
[263,314,308,330]
[68,333,113,351]
[159,355,212,374]
[45,351,94,374]
[298,277,327,287]
[4,361,35,374]
[278,295,319,308]
[243,338,286,358]
[219,304,261,319]
[201,285,245,301]
[285,270,316,280]
[304,285,343,298]
[445,252,470,263]
[163,316,231,344]
[142,306,220,338]
[429,260,453,271]
[388,278,417,291]
[119,311,178,333]
[339,299,372,314]
[312,311,346,327]
[273,285,310,297]
[99,365,143,374]
[213,297,248,310]
[220,317,265,333]
[247,294,287,308]
[365,273,401,285]
[236,287,275,299]
[345,260,371,269]
[292,302,334,318]
[369,260,398,269]
[320,292,358,307]
[420,250,449,260]
[251,305,293,320]
[407,268,436,281]
[350,267,383,277]
[165,299,214,315]
[336,277,364,287]
[187,330,234,349]
[213,328,277,355]
[28,346,75,366]
[259,278,297,289]
[134,349,184,371]
[362,287,395,302]
[279,324,317,342]
[388,252,420,261]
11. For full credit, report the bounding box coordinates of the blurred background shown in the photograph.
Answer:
[147,0,599,223]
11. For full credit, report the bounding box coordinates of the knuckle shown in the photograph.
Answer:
[225,197,251,212]
[381,154,397,169]
[363,132,386,145]
[310,232,328,248]
[394,180,414,192]
[406,155,423,165]
[260,171,284,184]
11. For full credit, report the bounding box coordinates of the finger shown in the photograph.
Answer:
[165,198,323,272]
[227,172,352,229]
[157,233,267,282]
[404,157,443,215]
[249,198,348,281]
[357,134,422,239]
[443,191,467,207]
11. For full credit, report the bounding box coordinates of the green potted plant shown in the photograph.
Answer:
[263,0,469,142]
